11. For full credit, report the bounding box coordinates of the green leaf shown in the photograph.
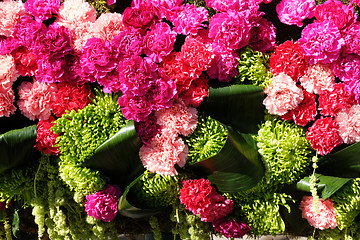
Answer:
[203,84,265,134]
[280,201,309,235]
[118,174,164,218]
[0,125,38,174]
[318,142,360,178]
[297,173,351,200]
[84,121,144,189]
[191,126,264,192]
[11,209,20,239]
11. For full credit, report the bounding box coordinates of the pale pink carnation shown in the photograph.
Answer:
[299,63,335,95]
[172,4,208,36]
[0,0,27,37]
[139,132,188,176]
[263,73,304,116]
[155,100,198,136]
[0,54,17,89]
[298,21,345,65]
[276,0,315,27]
[0,88,16,117]
[85,185,121,222]
[17,80,57,121]
[336,104,360,144]
[56,0,96,28]
[24,0,61,22]
[299,196,338,230]
[93,13,125,43]
[68,21,95,52]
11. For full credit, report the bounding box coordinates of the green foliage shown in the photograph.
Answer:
[184,113,228,165]
[235,46,273,88]
[318,221,360,240]
[87,0,112,16]
[131,171,191,209]
[183,0,216,18]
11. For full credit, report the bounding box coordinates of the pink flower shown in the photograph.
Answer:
[24,0,60,22]
[172,4,208,36]
[315,0,356,30]
[139,132,188,176]
[207,47,239,83]
[276,0,315,27]
[205,0,260,12]
[36,116,60,155]
[299,196,338,230]
[135,114,161,144]
[143,22,176,63]
[122,0,160,30]
[56,0,96,27]
[93,13,125,43]
[11,46,38,77]
[306,117,343,155]
[17,80,57,121]
[299,63,335,95]
[342,22,360,55]
[208,11,251,50]
[0,0,27,37]
[298,21,344,65]
[12,15,47,49]
[0,88,16,117]
[111,28,144,60]
[336,104,360,144]
[249,18,276,53]
[118,95,153,122]
[333,53,360,83]
[155,100,197,136]
[0,54,17,88]
[350,0,360,5]
[85,185,121,222]
[67,21,95,52]
[269,41,308,81]
[213,219,251,238]
[263,73,304,116]
[179,73,209,108]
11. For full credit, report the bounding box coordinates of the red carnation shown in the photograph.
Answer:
[36,116,60,155]
[179,73,209,107]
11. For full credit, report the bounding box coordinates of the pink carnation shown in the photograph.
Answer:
[350,0,360,5]
[12,15,47,49]
[93,13,125,43]
[172,4,208,36]
[56,0,96,27]
[276,0,315,27]
[306,117,343,155]
[298,21,344,65]
[0,0,27,37]
[208,11,251,50]
[299,196,338,230]
[342,22,360,55]
[118,95,153,122]
[213,219,251,238]
[17,80,57,121]
[122,0,160,31]
[139,132,188,176]
[85,184,121,222]
[11,46,37,77]
[207,47,239,83]
[249,18,276,53]
[36,116,60,155]
[205,0,259,12]
[318,83,356,117]
[333,53,360,83]
[0,88,16,117]
[143,22,176,63]
[179,179,234,222]
[0,54,17,88]
[299,63,335,95]
[135,114,161,144]
[336,104,360,144]
[24,0,60,22]
[111,28,144,60]
[315,0,356,30]
[263,73,304,116]
[155,100,197,136]
[67,21,95,52]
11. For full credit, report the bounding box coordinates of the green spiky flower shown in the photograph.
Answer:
[184,113,228,165]
[318,221,360,240]
[235,46,273,88]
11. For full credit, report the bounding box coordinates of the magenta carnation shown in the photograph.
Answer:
[135,114,161,144]
[0,0,27,37]
[276,0,315,27]
[298,21,344,65]
[24,0,60,22]
[342,22,360,56]
[333,53,360,83]
[249,18,276,53]
[118,95,153,122]
[213,219,251,238]
[111,28,144,60]
[172,4,208,36]
[299,196,338,230]
[336,104,360,144]
[17,80,57,121]
[85,185,121,222]
[12,15,47,49]
[315,0,356,30]
[122,0,160,30]
[36,116,60,155]
[306,117,343,155]
[207,47,239,82]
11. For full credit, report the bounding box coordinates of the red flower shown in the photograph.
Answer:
[179,73,209,108]
[36,116,60,155]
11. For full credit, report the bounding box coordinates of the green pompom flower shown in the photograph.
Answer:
[184,113,228,165]
[318,221,360,240]
[235,46,272,88]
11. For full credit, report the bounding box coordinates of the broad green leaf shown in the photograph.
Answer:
[297,173,351,200]
[118,174,164,218]
[318,142,360,178]
[84,121,144,189]
[280,202,309,235]
[0,125,38,174]
[191,126,264,192]
[203,84,265,134]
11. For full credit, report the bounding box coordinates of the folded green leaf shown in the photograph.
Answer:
[191,126,264,192]
[297,173,351,200]
[0,125,38,174]
[318,142,360,178]
[84,121,144,189]
[203,84,265,134]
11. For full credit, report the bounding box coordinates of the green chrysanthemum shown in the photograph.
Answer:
[184,113,228,165]
[318,221,360,240]
[255,117,314,190]
[132,170,192,208]
[235,46,272,88]
[87,0,112,16]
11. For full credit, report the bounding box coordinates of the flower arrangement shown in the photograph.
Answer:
[1,0,360,239]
